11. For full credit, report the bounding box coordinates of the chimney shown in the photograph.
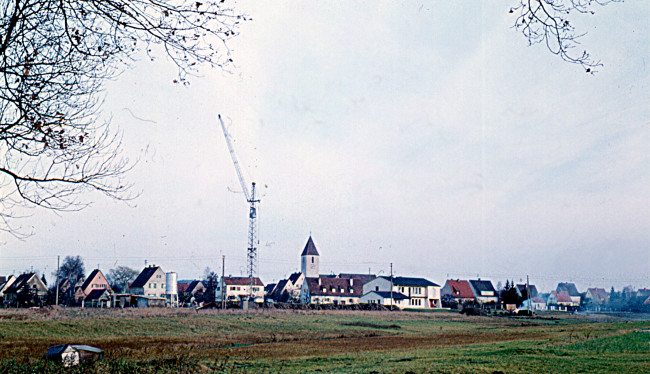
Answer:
[349,278,354,286]
[318,277,321,286]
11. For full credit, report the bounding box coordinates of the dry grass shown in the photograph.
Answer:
[0,307,647,373]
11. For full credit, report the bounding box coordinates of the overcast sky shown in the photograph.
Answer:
[1,1,648,292]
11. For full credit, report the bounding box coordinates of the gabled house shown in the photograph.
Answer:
[84,288,112,308]
[185,280,206,299]
[300,275,364,305]
[3,273,48,306]
[468,279,498,305]
[75,269,112,304]
[270,272,305,303]
[557,282,581,305]
[0,275,16,301]
[360,291,409,308]
[130,265,167,297]
[441,279,476,305]
[548,290,578,311]
[216,277,264,302]
[362,276,441,309]
[584,288,609,311]
[515,284,538,300]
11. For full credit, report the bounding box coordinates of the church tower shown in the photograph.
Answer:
[300,235,320,278]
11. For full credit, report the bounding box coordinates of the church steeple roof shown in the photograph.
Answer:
[301,235,319,256]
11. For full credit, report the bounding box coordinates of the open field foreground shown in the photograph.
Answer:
[0,308,648,373]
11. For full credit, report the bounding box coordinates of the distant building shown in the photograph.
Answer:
[360,291,409,308]
[548,290,578,311]
[468,279,498,305]
[300,274,363,305]
[584,288,609,311]
[301,235,320,278]
[362,276,441,309]
[441,279,476,305]
[3,273,48,306]
[75,269,112,304]
[130,266,167,297]
[556,282,581,305]
[216,277,264,302]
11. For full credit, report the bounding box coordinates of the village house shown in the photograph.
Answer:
[583,287,609,311]
[557,282,582,305]
[130,265,167,297]
[75,269,112,305]
[269,272,305,303]
[3,272,48,306]
[441,279,476,306]
[179,280,206,302]
[548,290,578,311]
[300,274,364,305]
[468,279,498,305]
[362,276,441,309]
[0,275,16,301]
[360,290,409,308]
[216,277,264,302]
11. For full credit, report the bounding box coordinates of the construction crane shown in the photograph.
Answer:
[218,114,260,302]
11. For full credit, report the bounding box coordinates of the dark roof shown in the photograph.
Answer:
[80,269,101,292]
[223,277,264,286]
[469,280,496,293]
[557,282,580,296]
[5,273,35,293]
[305,276,364,297]
[187,280,204,294]
[553,290,573,303]
[379,276,439,287]
[339,273,377,284]
[0,276,6,284]
[368,291,409,300]
[130,266,161,288]
[516,284,538,298]
[85,289,111,301]
[288,272,302,283]
[301,236,319,256]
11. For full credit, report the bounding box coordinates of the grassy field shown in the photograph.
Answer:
[0,307,648,373]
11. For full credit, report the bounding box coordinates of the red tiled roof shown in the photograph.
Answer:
[553,290,573,303]
[445,280,475,299]
[587,288,609,304]
[223,277,263,286]
[177,283,190,293]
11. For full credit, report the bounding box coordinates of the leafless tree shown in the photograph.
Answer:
[510,0,621,73]
[0,1,243,235]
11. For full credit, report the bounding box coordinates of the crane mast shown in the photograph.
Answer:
[218,115,260,301]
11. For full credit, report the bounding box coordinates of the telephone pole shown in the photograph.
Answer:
[55,256,60,306]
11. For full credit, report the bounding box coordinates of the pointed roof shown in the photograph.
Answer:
[301,236,319,256]
[131,266,162,288]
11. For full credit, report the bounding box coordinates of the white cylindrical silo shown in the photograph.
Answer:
[165,272,178,296]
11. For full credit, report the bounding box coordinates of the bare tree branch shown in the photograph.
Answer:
[510,0,621,73]
[0,0,244,235]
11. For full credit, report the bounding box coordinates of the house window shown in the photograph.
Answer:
[375,286,379,291]
[312,257,314,263]
[153,283,156,288]
[340,288,344,293]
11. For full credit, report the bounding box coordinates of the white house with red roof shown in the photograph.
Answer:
[216,276,264,302]
[441,279,476,304]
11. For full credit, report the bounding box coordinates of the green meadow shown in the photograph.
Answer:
[0,308,647,373]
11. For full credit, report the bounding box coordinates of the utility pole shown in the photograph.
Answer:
[221,255,226,310]
[390,262,394,311]
[55,256,60,306]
